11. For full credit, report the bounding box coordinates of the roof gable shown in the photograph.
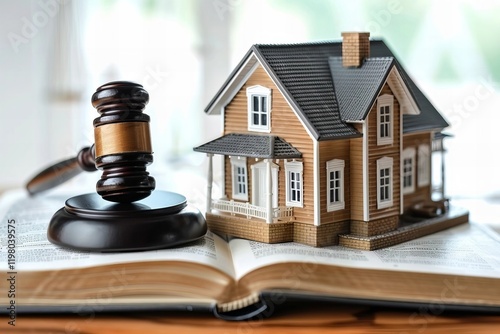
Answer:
[369,40,449,132]
[330,57,421,122]
[205,50,260,116]
[329,57,394,122]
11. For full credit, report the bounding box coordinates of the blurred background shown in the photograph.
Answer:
[0,0,499,202]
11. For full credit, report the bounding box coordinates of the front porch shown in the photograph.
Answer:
[194,133,303,224]
[211,198,294,222]
[208,198,295,243]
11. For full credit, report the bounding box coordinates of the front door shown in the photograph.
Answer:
[252,162,278,208]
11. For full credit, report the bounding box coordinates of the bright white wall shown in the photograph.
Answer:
[0,1,53,189]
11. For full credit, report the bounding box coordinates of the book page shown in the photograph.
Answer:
[0,190,235,277]
[229,223,500,280]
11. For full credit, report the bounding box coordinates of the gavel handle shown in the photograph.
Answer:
[26,146,96,195]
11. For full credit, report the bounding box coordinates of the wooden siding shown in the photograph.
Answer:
[402,132,432,209]
[318,140,351,224]
[223,65,315,225]
[367,84,401,220]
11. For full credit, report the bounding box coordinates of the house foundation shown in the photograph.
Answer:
[294,221,350,247]
[207,212,349,247]
[350,216,399,237]
[339,207,469,250]
[207,205,468,250]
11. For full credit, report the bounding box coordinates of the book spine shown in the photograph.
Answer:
[213,293,269,321]
[217,293,260,313]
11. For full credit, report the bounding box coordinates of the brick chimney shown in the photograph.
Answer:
[341,32,370,67]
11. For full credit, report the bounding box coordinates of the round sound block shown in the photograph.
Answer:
[47,190,207,252]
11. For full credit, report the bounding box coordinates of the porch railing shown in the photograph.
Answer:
[211,199,293,221]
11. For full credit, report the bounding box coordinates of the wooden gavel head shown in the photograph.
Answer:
[91,81,156,203]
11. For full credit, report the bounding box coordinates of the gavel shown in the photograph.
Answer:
[27,81,155,202]
[27,81,206,252]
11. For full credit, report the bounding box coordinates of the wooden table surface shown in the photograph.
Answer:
[2,301,500,334]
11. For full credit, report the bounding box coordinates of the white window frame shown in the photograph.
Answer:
[247,85,271,132]
[402,147,416,195]
[377,94,394,146]
[230,156,248,201]
[418,144,431,187]
[326,159,345,211]
[285,160,303,207]
[377,157,393,209]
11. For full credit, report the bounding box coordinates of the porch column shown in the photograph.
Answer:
[266,158,272,224]
[206,154,213,213]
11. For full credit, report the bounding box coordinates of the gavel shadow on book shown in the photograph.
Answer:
[26,81,207,252]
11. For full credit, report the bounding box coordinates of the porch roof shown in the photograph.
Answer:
[193,133,302,159]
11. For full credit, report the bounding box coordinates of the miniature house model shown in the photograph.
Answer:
[194,32,468,250]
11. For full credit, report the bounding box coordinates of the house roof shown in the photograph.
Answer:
[204,39,448,141]
[369,40,449,133]
[329,57,395,121]
[253,43,361,140]
[193,133,302,159]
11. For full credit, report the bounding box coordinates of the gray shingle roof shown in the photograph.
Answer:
[329,57,394,122]
[204,39,448,140]
[193,133,302,159]
[369,40,449,133]
[254,43,360,140]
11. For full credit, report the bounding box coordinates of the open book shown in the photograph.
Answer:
[1,190,500,320]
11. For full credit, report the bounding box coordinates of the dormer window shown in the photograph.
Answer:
[377,94,394,146]
[247,85,271,132]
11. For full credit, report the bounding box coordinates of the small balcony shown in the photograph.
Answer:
[211,199,293,222]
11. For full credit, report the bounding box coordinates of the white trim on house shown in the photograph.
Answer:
[326,159,345,212]
[362,120,369,221]
[386,67,420,116]
[313,140,320,225]
[220,108,226,191]
[207,55,260,115]
[206,153,214,213]
[377,157,394,209]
